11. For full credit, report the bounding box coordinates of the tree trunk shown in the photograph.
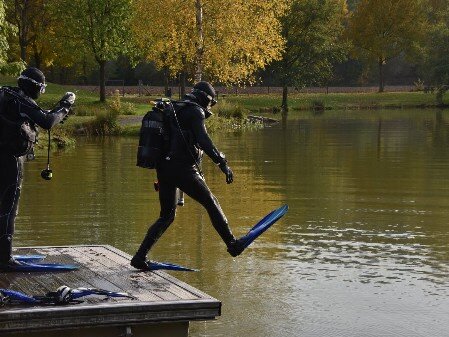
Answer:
[32,44,41,69]
[180,72,186,98]
[281,85,288,113]
[378,59,384,93]
[163,67,170,97]
[20,44,27,63]
[194,0,203,82]
[99,60,106,102]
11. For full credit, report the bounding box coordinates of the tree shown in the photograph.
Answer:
[273,0,348,112]
[0,1,23,74]
[418,2,449,104]
[132,0,194,96]
[28,0,57,69]
[4,0,33,62]
[132,0,286,94]
[4,0,66,71]
[56,0,134,102]
[347,0,427,92]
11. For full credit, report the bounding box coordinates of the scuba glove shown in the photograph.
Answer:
[219,162,234,184]
[59,92,76,108]
[58,92,76,124]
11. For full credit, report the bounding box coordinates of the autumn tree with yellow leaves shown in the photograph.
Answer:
[133,0,286,94]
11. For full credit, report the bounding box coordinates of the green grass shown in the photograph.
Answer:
[223,91,447,112]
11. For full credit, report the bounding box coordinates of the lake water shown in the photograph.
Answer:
[16,110,449,337]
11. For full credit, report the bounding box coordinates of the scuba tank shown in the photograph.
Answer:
[136,99,171,169]
[0,87,38,158]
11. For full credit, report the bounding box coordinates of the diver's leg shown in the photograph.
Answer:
[0,155,23,265]
[177,167,236,247]
[131,177,177,268]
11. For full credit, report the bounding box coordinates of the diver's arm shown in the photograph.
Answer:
[17,100,68,130]
[189,108,234,183]
[190,113,226,164]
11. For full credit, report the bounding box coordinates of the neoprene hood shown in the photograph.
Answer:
[18,67,46,99]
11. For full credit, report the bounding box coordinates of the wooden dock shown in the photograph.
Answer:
[0,245,221,337]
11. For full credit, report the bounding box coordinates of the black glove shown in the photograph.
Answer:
[59,92,76,108]
[219,162,234,184]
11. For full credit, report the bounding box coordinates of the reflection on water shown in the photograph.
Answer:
[16,110,449,337]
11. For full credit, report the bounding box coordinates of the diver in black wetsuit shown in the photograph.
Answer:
[0,67,76,270]
[131,81,245,270]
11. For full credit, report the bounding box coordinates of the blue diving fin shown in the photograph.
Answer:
[2,262,79,272]
[13,255,46,263]
[145,261,197,272]
[0,289,40,304]
[240,204,289,250]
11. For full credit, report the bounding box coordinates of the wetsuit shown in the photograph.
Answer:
[132,99,236,263]
[0,86,69,264]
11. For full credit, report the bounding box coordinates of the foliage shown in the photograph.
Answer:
[28,0,62,69]
[54,0,135,101]
[132,0,286,85]
[419,3,449,89]
[108,90,136,115]
[82,109,121,136]
[272,0,348,111]
[278,0,348,87]
[215,100,248,119]
[0,1,24,74]
[347,0,427,91]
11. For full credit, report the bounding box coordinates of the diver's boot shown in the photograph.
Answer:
[226,238,246,257]
[0,257,25,271]
[131,236,157,270]
[0,235,14,269]
[130,256,152,270]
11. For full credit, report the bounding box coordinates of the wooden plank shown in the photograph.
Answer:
[53,246,162,303]
[0,300,219,333]
[70,246,176,301]
[0,245,221,333]
[102,245,216,300]
[78,245,202,301]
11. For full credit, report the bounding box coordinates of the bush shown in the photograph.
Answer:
[82,109,121,135]
[215,100,248,119]
[34,127,75,151]
[108,90,136,115]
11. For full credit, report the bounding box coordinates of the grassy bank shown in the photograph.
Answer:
[2,74,449,146]
[222,91,448,112]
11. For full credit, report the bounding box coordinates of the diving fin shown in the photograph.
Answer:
[0,289,40,304]
[133,260,197,272]
[13,255,46,263]
[147,261,197,272]
[1,261,79,272]
[229,204,289,256]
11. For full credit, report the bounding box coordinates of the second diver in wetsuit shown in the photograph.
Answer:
[131,81,246,270]
[0,67,75,270]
